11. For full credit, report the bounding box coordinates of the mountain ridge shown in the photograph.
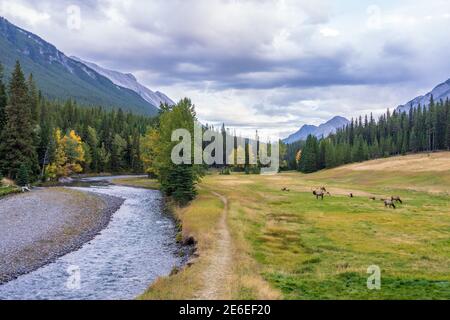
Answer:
[397,78,450,113]
[283,116,350,144]
[71,57,175,108]
[0,17,163,115]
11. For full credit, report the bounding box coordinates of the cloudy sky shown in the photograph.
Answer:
[1,0,450,139]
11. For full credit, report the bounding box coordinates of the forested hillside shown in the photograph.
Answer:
[0,61,155,184]
[297,97,450,173]
[0,17,159,115]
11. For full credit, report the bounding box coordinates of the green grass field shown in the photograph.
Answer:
[200,153,450,300]
[138,152,450,300]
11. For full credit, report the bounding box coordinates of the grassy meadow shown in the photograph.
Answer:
[111,177,160,190]
[140,152,450,300]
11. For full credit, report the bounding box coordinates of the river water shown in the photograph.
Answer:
[0,178,183,300]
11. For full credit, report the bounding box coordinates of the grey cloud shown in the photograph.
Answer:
[2,0,450,137]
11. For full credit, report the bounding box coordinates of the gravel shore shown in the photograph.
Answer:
[0,188,124,284]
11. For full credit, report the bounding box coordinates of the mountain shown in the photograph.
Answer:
[71,57,175,107]
[0,17,159,115]
[283,116,350,144]
[397,78,450,113]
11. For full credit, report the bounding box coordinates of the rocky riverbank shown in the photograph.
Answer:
[0,188,124,284]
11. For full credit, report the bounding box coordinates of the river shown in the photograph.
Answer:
[0,177,183,300]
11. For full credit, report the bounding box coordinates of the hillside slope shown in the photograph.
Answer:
[0,17,158,115]
[71,57,175,108]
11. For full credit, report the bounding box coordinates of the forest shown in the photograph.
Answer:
[4,59,450,202]
[0,60,204,204]
[296,97,450,173]
[0,61,154,185]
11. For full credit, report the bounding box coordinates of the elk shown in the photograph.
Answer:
[383,199,396,209]
[281,187,290,192]
[369,197,376,201]
[391,196,403,204]
[349,193,354,198]
[312,187,331,200]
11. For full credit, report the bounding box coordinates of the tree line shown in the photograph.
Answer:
[0,61,154,184]
[0,60,229,204]
[296,97,450,173]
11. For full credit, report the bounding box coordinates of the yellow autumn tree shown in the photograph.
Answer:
[296,150,302,164]
[47,129,85,179]
[141,128,160,178]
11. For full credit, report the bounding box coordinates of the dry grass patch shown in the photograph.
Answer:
[140,190,224,300]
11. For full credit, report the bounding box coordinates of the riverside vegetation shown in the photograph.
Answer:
[0,60,204,205]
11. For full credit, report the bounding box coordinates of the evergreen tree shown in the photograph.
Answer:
[86,126,100,172]
[110,133,127,172]
[28,74,40,124]
[0,63,7,135]
[17,163,30,186]
[169,165,197,205]
[298,135,319,173]
[446,99,450,149]
[0,61,39,180]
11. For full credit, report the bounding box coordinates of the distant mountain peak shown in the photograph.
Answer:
[71,57,175,108]
[283,116,350,144]
[329,116,348,122]
[397,78,450,113]
[0,17,164,115]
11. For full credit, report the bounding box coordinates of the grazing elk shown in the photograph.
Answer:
[369,197,376,201]
[312,187,331,200]
[391,196,403,204]
[383,199,396,209]
[281,187,290,192]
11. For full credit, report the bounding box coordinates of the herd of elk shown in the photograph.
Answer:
[306,186,404,209]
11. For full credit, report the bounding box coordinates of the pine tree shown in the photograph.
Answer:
[28,74,40,124]
[446,99,450,150]
[169,165,197,205]
[299,135,319,173]
[0,61,39,180]
[0,63,7,135]
[110,133,127,172]
[86,126,100,172]
[324,141,336,168]
[17,163,30,186]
